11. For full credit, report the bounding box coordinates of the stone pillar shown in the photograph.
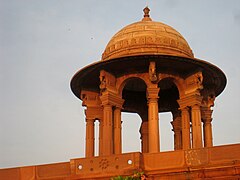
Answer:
[181,107,191,150]
[202,108,213,147]
[102,105,113,155]
[98,119,103,156]
[147,87,160,153]
[113,107,122,154]
[140,121,149,153]
[191,104,203,149]
[80,90,102,157]
[85,119,95,157]
[171,116,182,150]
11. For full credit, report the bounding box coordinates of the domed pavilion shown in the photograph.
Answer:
[71,7,226,157]
[1,7,240,180]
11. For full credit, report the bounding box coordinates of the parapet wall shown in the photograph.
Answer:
[1,144,240,180]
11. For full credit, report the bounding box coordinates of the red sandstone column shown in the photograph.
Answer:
[140,121,149,153]
[147,87,160,153]
[202,109,213,147]
[171,116,182,150]
[98,119,103,156]
[191,104,203,149]
[114,107,122,154]
[102,105,113,155]
[181,107,191,150]
[85,119,95,157]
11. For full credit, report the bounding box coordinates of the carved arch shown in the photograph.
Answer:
[116,73,151,96]
[158,73,185,98]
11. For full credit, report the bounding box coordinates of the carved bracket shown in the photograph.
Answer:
[202,95,215,109]
[185,72,203,95]
[99,70,117,94]
[81,90,101,107]
[149,61,158,83]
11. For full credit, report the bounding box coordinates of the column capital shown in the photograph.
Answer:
[182,106,190,110]
[114,103,124,109]
[85,118,95,123]
[202,118,212,124]
[85,107,103,120]
[178,94,203,109]
[192,104,201,110]
[147,87,160,99]
[201,107,213,119]
[100,91,124,107]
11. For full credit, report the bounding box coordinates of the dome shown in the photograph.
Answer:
[102,7,194,61]
[71,7,226,101]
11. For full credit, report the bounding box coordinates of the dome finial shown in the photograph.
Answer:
[142,6,152,21]
[143,6,150,17]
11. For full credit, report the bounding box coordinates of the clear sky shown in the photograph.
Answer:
[0,0,240,168]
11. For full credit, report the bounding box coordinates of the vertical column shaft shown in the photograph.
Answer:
[140,121,149,153]
[203,120,213,147]
[85,119,95,157]
[175,130,182,150]
[171,117,182,150]
[181,107,191,150]
[98,119,103,156]
[148,97,160,153]
[114,107,122,154]
[202,109,213,147]
[191,105,203,148]
[102,105,113,155]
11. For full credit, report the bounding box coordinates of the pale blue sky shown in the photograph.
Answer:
[1,0,240,168]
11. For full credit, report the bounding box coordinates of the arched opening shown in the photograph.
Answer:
[158,78,180,151]
[121,78,147,153]
[159,112,174,151]
[122,112,141,153]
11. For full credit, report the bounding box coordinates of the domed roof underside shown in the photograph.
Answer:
[102,20,194,61]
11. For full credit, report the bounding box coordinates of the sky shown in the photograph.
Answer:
[0,0,240,169]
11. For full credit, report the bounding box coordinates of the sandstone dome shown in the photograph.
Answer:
[102,7,194,61]
[71,7,226,100]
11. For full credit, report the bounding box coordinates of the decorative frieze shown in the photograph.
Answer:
[102,35,194,60]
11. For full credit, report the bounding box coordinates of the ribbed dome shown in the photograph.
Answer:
[102,7,194,61]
